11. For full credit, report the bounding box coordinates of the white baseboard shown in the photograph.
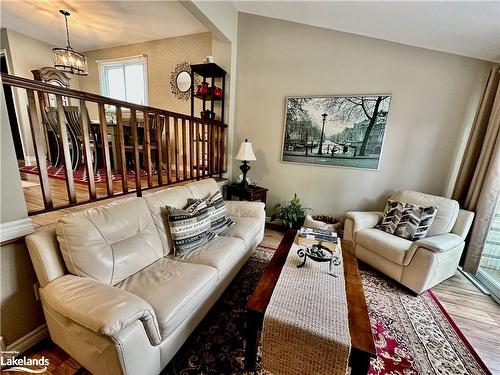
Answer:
[0,217,34,243]
[6,324,48,354]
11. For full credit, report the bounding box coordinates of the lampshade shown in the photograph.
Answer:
[235,139,256,161]
[53,47,88,76]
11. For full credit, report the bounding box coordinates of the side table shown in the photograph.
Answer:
[224,183,268,204]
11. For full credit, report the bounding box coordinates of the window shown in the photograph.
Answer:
[99,56,148,106]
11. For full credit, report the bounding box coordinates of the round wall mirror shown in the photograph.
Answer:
[170,62,197,101]
[176,71,191,92]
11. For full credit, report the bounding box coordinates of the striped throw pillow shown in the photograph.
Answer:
[166,199,215,255]
[189,190,234,236]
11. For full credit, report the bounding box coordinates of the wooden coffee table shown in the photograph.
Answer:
[245,229,376,373]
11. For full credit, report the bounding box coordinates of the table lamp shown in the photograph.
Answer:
[235,139,256,187]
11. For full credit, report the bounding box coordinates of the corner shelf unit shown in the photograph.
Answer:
[190,63,226,124]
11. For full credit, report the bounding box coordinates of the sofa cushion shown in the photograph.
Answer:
[356,228,413,266]
[173,236,246,279]
[144,186,195,255]
[186,178,220,199]
[116,258,217,339]
[56,198,163,285]
[222,216,263,246]
[390,191,459,237]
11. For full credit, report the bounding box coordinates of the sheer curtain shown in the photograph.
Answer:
[452,66,500,273]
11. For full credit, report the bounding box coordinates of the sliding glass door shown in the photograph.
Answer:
[477,202,500,302]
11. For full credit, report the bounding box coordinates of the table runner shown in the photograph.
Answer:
[261,240,351,375]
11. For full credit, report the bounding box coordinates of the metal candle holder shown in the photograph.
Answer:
[297,241,341,277]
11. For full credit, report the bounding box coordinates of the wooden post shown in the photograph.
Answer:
[142,111,153,188]
[115,106,128,194]
[174,117,179,181]
[130,109,141,196]
[78,100,96,199]
[55,95,76,204]
[98,103,113,196]
[182,119,187,181]
[155,113,163,185]
[26,89,53,209]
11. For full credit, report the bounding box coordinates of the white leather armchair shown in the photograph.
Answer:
[345,191,474,294]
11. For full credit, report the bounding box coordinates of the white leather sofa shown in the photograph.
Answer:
[344,190,474,294]
[25,179,265,375]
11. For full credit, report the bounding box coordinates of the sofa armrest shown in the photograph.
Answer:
[41,275,161,345]
[344,211,383,243]
[451,209,475,239]
[346,211,383,231]
[225,200,265,220]
[413,233,464,253]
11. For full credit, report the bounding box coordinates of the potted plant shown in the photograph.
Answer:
[270,193,309,229]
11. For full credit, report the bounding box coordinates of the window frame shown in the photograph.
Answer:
[98,55,149,107]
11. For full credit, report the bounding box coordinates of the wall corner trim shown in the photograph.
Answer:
[0,217,34,243]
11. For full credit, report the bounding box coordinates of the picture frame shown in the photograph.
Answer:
[281,95,392,170]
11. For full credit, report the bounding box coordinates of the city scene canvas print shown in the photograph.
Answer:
[281,95,392,170]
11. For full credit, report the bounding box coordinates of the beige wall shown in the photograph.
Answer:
[1,28,80,163]
[78,32,211,118]
[235,14,492,217]
[1,85,43,347]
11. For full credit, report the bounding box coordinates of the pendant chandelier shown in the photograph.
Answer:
[52,9,88,76]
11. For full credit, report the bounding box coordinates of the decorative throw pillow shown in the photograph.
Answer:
[189,190,234,235]
[166,199,215,255]
[377,199,437,241]
[377,199,401,234]
[400,205,437,241]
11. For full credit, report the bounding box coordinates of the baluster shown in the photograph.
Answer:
[26,89,53,209]
[155,113,163,185]
[78,100,96,199]
[115,106,128,194]
[174,117,179,181]
[130,109,141,196]
[196,121,201,179]
[142,111,153,188]
[219,125,225,177]
[54,95,76,204]
[182,119,187,181]
[208,122,213,176]
[189,120,195,179]
[98,103,113,196]
[202,122,207,176]
[164,115,172,184]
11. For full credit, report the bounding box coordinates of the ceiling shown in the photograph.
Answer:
[234,1,500,63]
[0,1,208,52]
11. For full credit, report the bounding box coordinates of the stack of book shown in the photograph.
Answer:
[297,226,338,250]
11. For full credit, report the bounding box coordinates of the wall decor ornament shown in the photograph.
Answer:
[170,62,198,101]
[281,95,392,170]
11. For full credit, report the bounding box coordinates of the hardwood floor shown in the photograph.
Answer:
[433,271,500,374]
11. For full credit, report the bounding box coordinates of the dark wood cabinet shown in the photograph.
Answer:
[224,183,268,204]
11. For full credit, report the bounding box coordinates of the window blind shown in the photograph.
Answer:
[98,56,148,106]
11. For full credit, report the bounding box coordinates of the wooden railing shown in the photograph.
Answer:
[1,73,227,215]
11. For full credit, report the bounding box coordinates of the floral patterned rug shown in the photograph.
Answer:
[163,245,491,375]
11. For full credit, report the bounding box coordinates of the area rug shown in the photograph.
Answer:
[19,165,149,184]
[163,245,491,375]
